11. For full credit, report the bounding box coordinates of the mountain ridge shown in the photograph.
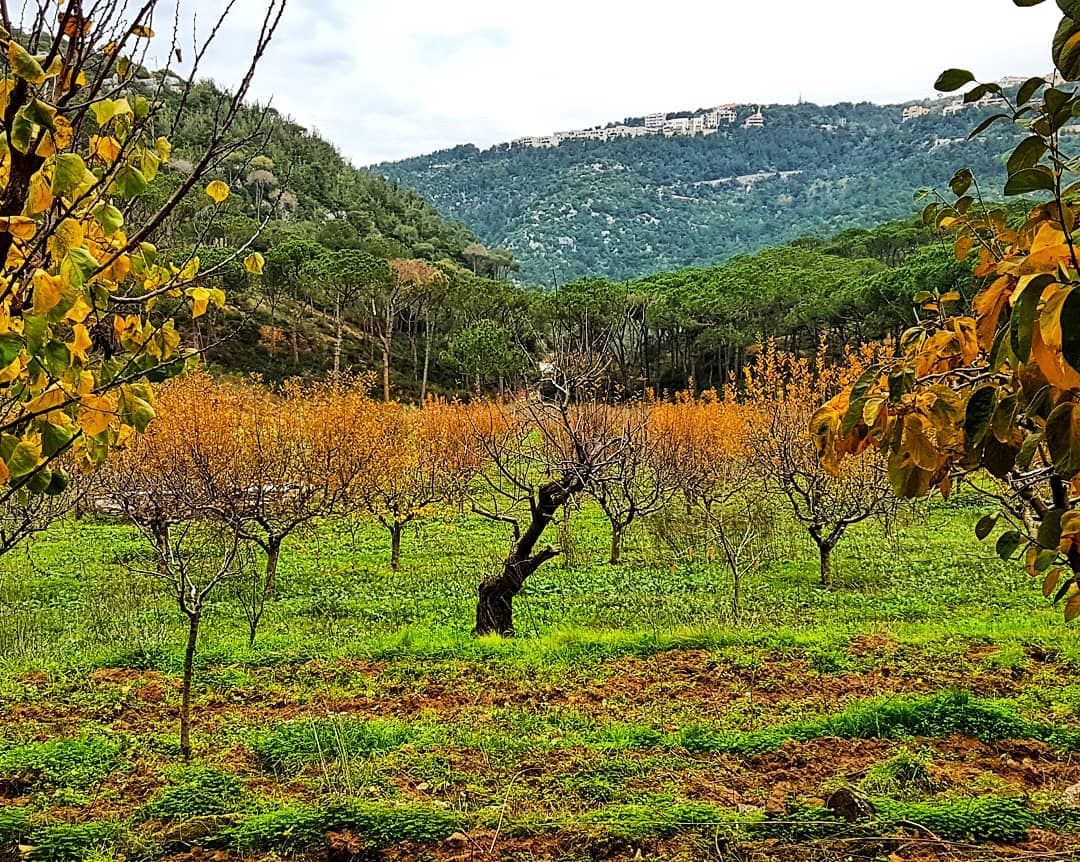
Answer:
[373,96,1028,284]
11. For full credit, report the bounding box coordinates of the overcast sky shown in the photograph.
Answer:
[148,0,1061,166]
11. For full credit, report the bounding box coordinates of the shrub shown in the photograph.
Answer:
[24,822,118,862]
[876,797,1034,843]
[140,767,248,820]
[0,736,125,791]
[213,801,463,853]
[0,807,29,846]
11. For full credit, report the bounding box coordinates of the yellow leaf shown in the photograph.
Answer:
[205,180,230,203]
[0,455,9,487]
[65,294,92,323]
[26,171,53,216]
[88,135,122,163]
[26,387,67,415]
[78,394,115,436]
[67,324,92,363]
[31,269,63,314]
[0,216,37,240]
[244,251,265,276]
[0,355,23,384]
[187,286,210,318]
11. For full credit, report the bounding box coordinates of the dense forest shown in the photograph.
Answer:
[194,212,972,396]
[375,99,1026,282]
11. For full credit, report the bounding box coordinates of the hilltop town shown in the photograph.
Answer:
[509,75,1048,149]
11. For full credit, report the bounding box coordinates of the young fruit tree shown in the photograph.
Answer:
[813,3,1080,621]
[189,373,376,644]
[584,400,680,564]
[355,397,485,570]
[98,374,246,762]
[744,341,896,586]
[0,0,282,554]
[647,392,765,617]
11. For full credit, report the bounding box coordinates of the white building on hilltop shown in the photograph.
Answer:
[644,112,666,131]
[903,104,931,121]
[743,108,765,129]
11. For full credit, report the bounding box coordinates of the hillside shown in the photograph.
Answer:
[137,76,481,265]
[375,99,1023,283]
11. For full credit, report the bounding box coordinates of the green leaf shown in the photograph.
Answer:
[0,334,23,368]
[1053,16,1080,80]
[92,203,124,237]
[975,513,1000,540]
[1004,166,1056,195]
[935,69,975,92]
[7,42,45,83]
[63,248,99,290]
[1036,548,1059,571]
[6,439,41,478]
[1017,76,1048,106]
[968,113,1010,139]
[41,423,73,458]
[51,153,88,196]
[996,530,1024,560]
[1038,509,1066,550]
[841,365,881,435]
[23,99,56,133]
[950,169,973,196]
[1007,136,1048,175]
[22,315,47,354]
[1017,431,1041,470]
[112,165,147,199]
[9,110,33,154]
[44,468,70,496]
[1060,286,1080,374]
[964,385,998,448]
[964,83,1002,103]
[42,341,70,376]
[1012,275,1052,362]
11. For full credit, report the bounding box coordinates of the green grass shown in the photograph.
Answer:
[0,492,1077,859]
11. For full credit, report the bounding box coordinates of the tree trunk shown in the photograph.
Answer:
[333,297,343,376]
[818,542,833,587]
[475,476,582,636]
[381,330,392,402]
[180,609,201,762]
[610,522,623,565]
[390,522,402,570]
[265,539,281,597]
[420,311,432,402]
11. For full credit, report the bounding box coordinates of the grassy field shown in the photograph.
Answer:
[0,488,1078,861]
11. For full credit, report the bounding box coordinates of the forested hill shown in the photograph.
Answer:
[143,76,480,264]
[374,99,1023,283]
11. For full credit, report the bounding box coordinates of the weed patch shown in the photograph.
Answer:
[0,735,125,792]
[140,766,248,820]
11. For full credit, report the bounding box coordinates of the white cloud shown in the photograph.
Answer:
[145,0,1061,164]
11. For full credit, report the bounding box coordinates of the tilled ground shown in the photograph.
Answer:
[1,643,1078,861]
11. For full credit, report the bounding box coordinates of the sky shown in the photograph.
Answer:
[143,0,1062,166]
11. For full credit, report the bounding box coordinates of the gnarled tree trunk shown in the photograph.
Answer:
[475,476,582,636]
